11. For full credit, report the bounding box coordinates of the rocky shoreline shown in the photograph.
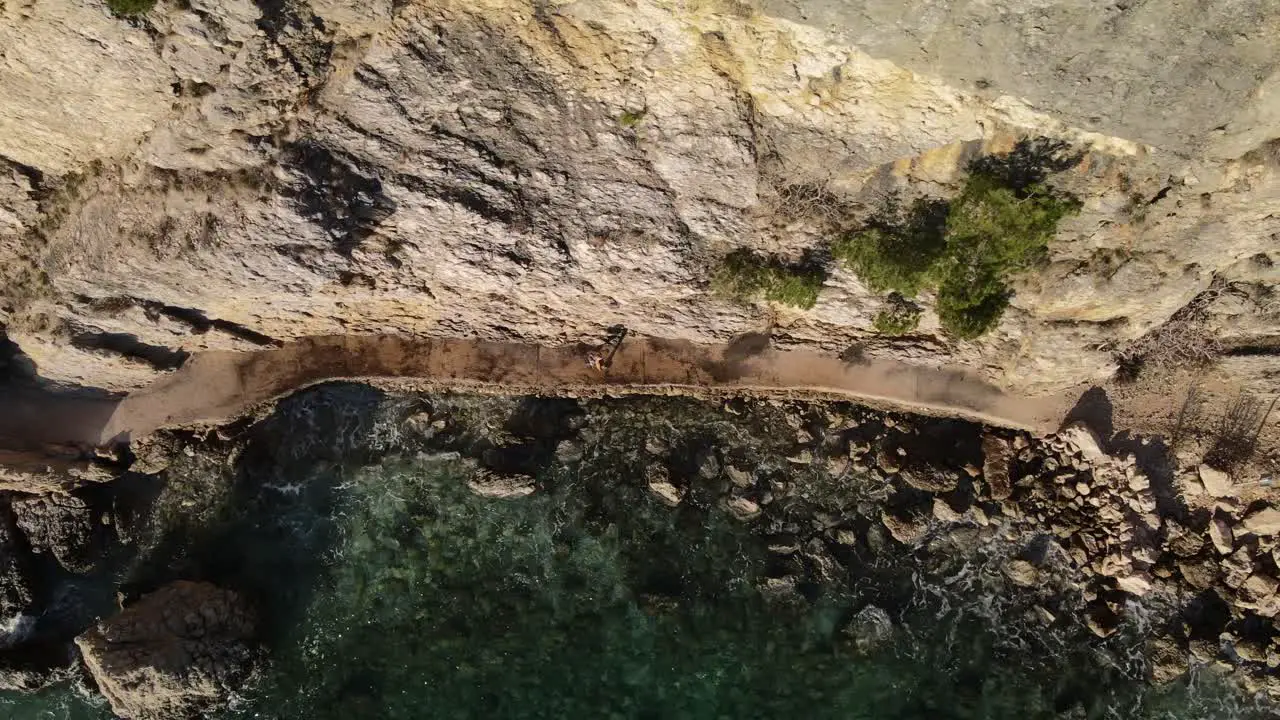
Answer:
[0,384,1276,716]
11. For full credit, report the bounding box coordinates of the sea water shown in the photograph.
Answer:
[0,389,1269,720]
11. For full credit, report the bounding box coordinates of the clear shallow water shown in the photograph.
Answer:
[0,390,1271,719]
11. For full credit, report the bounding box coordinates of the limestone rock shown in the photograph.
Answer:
[1059,423,1106,464]
[880,511,928,545]
[1243,506,1280,536]
[467,469,536,499]
[876,448,901,475]
[981,434,1014,501]
[724,496,761,521]
[1198,465,1235,498]
[11,492,106,574]
[1209,515,1234,555]
[1223,547,1255,588]
[1178,560,1219,590]
[898,467,958,494]
[1115,573,1154,597]
[1240,573,1280,617]
[1084,601,1121,638]
[931,498,963,524]
[725,465,752,488]
[647,479,684,507]
[1002,559,1039,587]
[75,581,259,720]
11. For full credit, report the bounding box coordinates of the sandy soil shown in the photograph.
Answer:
[96,333,1076,444]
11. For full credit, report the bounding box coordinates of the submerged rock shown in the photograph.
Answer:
[844,605,895,654]
[75,581,259,720]
[1148,636,1188,684]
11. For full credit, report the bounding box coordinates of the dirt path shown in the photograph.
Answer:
[97,334,1074,444]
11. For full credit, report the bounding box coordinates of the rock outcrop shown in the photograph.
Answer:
[0,0,1275,405]
[75,581,259,720]
[11,493,104,574]
[0,500,33,624]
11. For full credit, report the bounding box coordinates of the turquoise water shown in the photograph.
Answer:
[0,390,1270,719]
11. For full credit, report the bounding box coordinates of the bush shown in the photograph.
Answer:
[932,174,1080,338]
[933,269,1010,340]
[833,149,1081,338]
[872,294,922,335]
[107,0,156,16]
[830,197,949,296]
[712,249,827,309]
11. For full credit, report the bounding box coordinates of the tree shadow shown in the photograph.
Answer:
[1061,386,1115,443]
[967,137,1086,195]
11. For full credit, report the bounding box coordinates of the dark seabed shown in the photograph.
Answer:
[0,386,1269,719]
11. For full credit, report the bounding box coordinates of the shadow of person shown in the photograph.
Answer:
[1061,386,1114,445]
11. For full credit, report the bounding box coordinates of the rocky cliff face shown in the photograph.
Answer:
[0,0,1277,397]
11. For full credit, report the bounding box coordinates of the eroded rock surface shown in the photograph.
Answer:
[75,581,259,720]
[11,493,103,574]
[0,0,1274,405]
[0,500,32,623]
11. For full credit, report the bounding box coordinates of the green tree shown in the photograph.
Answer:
[833,156,1081,338]
[711,249,827,310]
[830,197,948,296]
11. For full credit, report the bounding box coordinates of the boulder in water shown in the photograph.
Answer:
[467,469,536,499]
[880,511,928,545]
[1147,636,1187,684]
[75,581,259,720]
[844,605,894,654]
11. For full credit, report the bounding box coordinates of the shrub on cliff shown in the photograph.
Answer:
[872,294,923,335]
[106,0,155,17]
[834,142,1082,339]
[932,174,1081,338]
[830,196,948,296]
[711,249,827,309]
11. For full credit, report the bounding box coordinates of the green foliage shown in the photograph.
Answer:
[933,174,1081,338]
[618,109,647,128]
[712,249,826,309]
[830,197,949,296]
[872,294,922,335]
[933,268,1011,340]
[106,0,155,16]
[834,152,1081,338]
